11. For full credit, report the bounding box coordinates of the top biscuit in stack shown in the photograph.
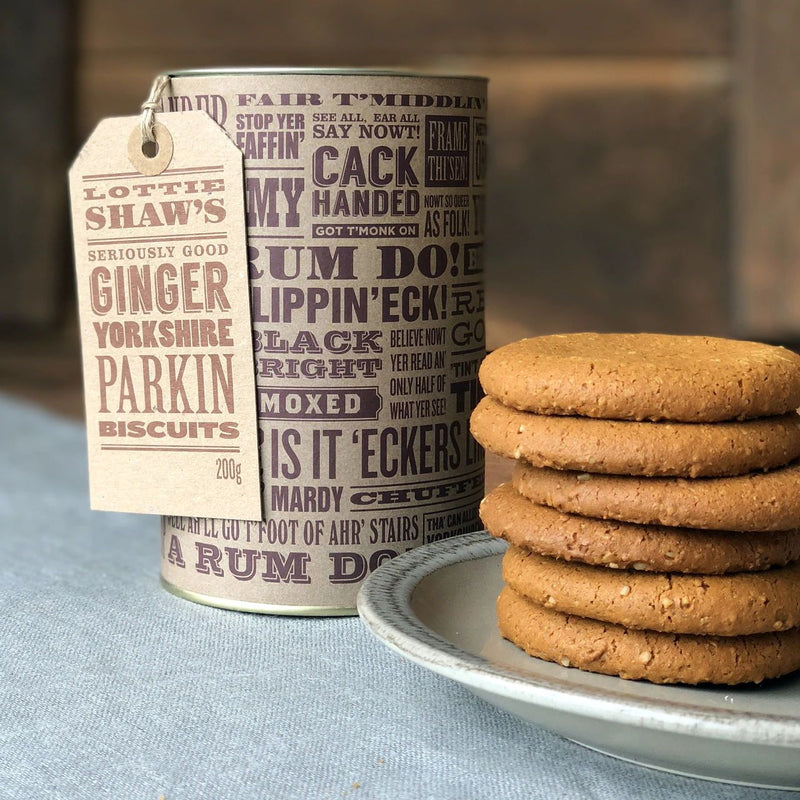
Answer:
[471,333,800,684]
[478,332,800,423]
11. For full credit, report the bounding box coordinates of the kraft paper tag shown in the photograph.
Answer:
[69,111,262,520]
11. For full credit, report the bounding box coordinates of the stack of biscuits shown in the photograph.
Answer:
[471,333,800,685]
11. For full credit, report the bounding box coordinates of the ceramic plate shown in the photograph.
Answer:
[357,531,800,790]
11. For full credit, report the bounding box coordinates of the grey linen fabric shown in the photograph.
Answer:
[0,394,791,799]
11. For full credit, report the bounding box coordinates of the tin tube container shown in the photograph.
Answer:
[160,68,487,614]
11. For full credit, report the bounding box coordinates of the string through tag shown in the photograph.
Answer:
[140,74,171,148]
[129,75,174,176]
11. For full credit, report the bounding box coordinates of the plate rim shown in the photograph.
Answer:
[357,530,800,748]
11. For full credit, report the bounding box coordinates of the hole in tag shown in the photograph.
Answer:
[128,121,173,176]
[141,139,159,158]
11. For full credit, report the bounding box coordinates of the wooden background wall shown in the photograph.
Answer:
[3,1,797,356]
[75,0,737,350]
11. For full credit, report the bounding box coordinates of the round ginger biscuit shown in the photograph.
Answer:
[479,333,800,422]
[502,545,800,636]
[481,483,800,573]
[513,460,800,532]
[497,587,800,685]
[470,396,800,478]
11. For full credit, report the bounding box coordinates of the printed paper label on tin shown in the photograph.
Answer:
[162,74,487,608]
[158,74,487,608]
[69,111,262,520]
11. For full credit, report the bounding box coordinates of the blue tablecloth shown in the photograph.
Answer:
[0,394,789,799]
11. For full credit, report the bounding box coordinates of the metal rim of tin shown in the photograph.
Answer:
[166,67,487,81]
[161,577,357,617]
